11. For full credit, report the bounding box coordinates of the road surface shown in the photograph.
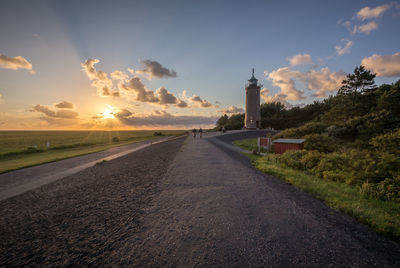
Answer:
[0,133,399,266]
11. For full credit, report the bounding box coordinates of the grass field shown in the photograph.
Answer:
[233,139,400,240]
[0,130,185,173]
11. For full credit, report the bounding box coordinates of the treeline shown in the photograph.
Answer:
[215,96,328,130]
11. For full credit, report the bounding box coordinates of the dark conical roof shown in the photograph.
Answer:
[248,68,257,82]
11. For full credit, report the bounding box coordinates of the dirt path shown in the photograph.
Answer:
[1,135,399,266]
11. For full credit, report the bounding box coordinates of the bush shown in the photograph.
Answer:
[112,137,120,142]
[299,150,322,169]
[273,122,327,139]
[303,134,337,153]
[312,152,350,180]
[361,175,400,202]
[277,150,307,170]
[153,132,164,136]
[370,128,400,155]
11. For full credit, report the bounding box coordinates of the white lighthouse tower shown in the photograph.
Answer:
[245,68,261,129]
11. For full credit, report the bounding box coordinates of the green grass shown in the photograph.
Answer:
[0,130,185,173]
[242,153,400,240]
[233,138,269,153]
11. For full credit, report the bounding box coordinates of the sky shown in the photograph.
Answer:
[0,0,399,130]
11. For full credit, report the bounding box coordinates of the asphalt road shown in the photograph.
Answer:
[1,134,399,266]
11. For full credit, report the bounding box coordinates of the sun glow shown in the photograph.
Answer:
[102,106,115,119]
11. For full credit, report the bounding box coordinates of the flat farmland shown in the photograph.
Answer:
[0,130,185,173]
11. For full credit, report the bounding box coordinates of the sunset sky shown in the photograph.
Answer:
[0,0,399,130]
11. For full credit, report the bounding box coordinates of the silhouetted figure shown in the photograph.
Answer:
[192,128,197,138]
[199,128,203,138]
[221,126,226,133]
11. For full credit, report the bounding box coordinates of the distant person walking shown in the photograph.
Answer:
[199,128,203,138]
[221,126,226,133]
[192,128,197,138]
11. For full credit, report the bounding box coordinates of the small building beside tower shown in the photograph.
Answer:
[245,68,261,129]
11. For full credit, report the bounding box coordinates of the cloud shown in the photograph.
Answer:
[287,54,312,66]
[102,87,120,97]
[352,21,379,34]
[218,105,244,114]
[115,108,133,117]
[82,58,211,109]
[110,70,129,82]
[176,99,188,108]
[335,39,353,56]
[137,60,177,79]
[32,104,78,119]
[0,54,33,71]
[302,67,346,97]
[81,58,119,97]
[55,101,74,109]
[357,4,392,20]
[188,95,215,108]
[121,77,159,103]
[265,66,346,100]
[266,67,305,100]
[157,87,182,106]
[114,108,217,127]
[361,52,400,77]
[121,77,187,108]
[260,88,292,107]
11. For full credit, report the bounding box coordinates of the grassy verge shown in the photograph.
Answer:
[241,152,400,240]
[233,138,269,153]
[0,134,183,174]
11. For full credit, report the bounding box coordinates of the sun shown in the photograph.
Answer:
[102,106,115,119]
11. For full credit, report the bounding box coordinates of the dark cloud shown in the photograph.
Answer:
[115,109,217,127]
[137,60,177,79]
[121,77,187,108]
[55,101,74,109]
[156,87,188,107]
[102,87,120,97]
[176,99,188,108]
[189,95,214,108]
[32,104,78,119]
[115,108,132,117]
[121,77,159,103]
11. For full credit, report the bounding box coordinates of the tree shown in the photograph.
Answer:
[338,65,376,95]
[216,114,229,129]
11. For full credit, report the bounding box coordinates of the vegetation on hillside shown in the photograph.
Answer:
[232,65,400,239]
[269,66,400,202]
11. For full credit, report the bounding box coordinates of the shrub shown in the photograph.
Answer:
[321,170,349,183]
[370,128,400,155]
[112,137,120,142]
[361,175,400,202]
[153,132,164,136]
[303,134,337,153]
[299,150,322,169]
[273,122,327,139]
[277,150,307,170]
[312,152,350,178]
